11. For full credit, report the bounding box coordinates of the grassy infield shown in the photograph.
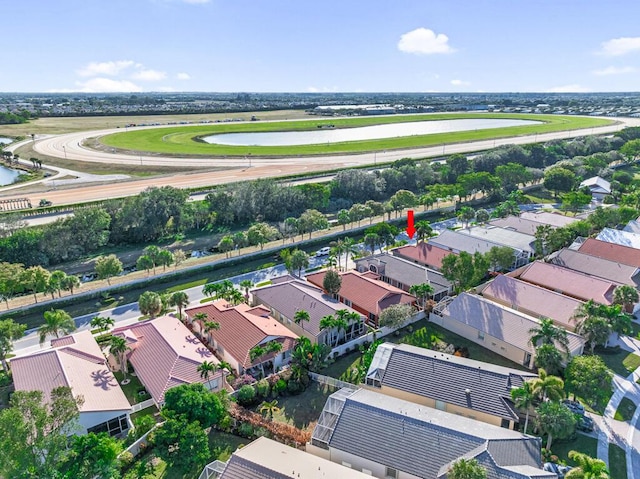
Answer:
[100,113,612,157]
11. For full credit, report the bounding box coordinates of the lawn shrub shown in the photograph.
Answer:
[255,379,270,398]
[274,379,287,395]
[236,385,257,406]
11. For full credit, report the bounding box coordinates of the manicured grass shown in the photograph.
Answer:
[551,434,598,465]
[524,188,558,204]
[265,382,337,431]
[101,113,613,157]
[208,431,247,463]
[113,371,151,405]
[598,347,640,377]
[614,397,637,422]
[130,405,159,422]
[609,443,628,479]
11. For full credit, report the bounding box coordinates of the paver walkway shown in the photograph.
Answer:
[596,334,640,478]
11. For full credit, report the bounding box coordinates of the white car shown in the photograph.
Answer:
[315,247,331,257]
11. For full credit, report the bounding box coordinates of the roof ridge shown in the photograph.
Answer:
[60,347,105,364]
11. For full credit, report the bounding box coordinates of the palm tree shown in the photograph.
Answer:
[197,360,217,382]
[293,310,310,331]
[336,309,363,341]
[61,274,81,295]
[39,309,76,345]
[613,284,639,313]
[366,324,381,343]
[414,221,433,243]
[319,315,337,347]
[447,458,487,479]
[202,282,223,298]
[217,360,233,374]
[565,451,610,479]
[342,237,358,268]
[573,300,613,354]
[531,368,565,402]
[259,399,281,420]
[168,291,189,319]
[510,381,536,434]
[409,283,435,310]
[239,279,254,303]
[48,270,67,299]
[191,311,207,327]
[528,317,570,354]
[138,291,163,319]
[90,315,115,332]
[110,336,131,380]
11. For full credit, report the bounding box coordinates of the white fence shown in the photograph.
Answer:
[130,398,156,413]
[308,372,356,390]
[328,311,426,358]
[120,421,165,458]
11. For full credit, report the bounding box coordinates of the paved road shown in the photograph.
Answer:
[3,115,638,207]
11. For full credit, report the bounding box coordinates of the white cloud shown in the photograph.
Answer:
[177,72,191,80]
[592,66,636,76]
[132,69,167,81]
[450,79,470,86]
[398,28,455,55]
[598,37,640,56]
[77,60,134,77]
[75,78,142,93]
[546,84,591,93]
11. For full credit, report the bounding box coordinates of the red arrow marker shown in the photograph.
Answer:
[406,210,415,239]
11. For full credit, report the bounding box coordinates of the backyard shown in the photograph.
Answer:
[597,347,640,377]
[113,371,151,405]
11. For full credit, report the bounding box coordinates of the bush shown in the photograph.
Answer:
[119,451,134,470]
[218,414,233,432]
[255,379,270,398]
[238,422,255,438]
[274,379,287,395]
[236,385,257,406]
[231,374,256,389]
[287,379,304,395]
[0,371,11,388]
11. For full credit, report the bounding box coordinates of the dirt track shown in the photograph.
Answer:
[2,116,639,206]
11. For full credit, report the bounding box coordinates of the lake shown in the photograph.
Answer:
[202,118,541,146]
[0,165,21,186]
[0,137,13,145]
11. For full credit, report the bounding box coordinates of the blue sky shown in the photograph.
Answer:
[4,0,640,93]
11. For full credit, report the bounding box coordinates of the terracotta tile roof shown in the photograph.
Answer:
[11,330,130,413]
[578,238,640,268]
[305,270,415,317]
[393,242,455,270]
[186,301,298,370]
[515,261,619,305]
[252,279,364,338]
[112,316,220,405]
[481,274,583,330]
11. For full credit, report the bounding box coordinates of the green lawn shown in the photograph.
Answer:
[101,113,612,157]
[614,397,637,422]
[598,347,640,377]
[113,371,151,405]
[609,443,627,479]
[265,382,337,431]
[551,434,598,465]
[130,405,160,422]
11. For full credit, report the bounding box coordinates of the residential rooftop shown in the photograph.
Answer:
[365,343,537,421]
[519,211,579,228]
[429,229,522,256]
[488,216,550,236]
[460,225,536,254]
[549,248,640,287]
[596,227,640,250]
[11,330,130,413]
[577,237,640,268]
[392,242,455,270]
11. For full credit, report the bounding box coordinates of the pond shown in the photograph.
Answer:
[0,165,21,186]
[0,137,13,145]
[202,118,541,146]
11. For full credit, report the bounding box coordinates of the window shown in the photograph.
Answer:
[435,400,446,411]
[87,414,129,437]
[477,331,485,340]
[523,352,532,367]
[501,418,511,429]
[385,466,398,479]
[369,312,376,322]
[344,299,352,307]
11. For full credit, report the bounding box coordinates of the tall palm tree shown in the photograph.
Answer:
[39,309,76,345]
[138,291,163,319]
[528,317,570,354]
[336,309,363,341]
[60,274,81,295]
[168,291,189,320]
[342,237,358,268]
[293,310,310,331]
[110,336,131,380]
[239,279,254,303]
[414,221,433,243]
[565,451,610,479]
[613,284,639,313]
[510,381,536,434]
[572,300,613,354]
[90,315,115,332]
[197,360,217,381]
[531,368,565,402]
[409,283,435,310]
[319,315,337,347]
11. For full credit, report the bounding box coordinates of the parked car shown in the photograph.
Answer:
[577,415,595,433]
[562,399,585,416]
[39,199,53,207]
[315,247,331,257]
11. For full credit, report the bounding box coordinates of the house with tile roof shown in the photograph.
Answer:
[204,436,372,479]
[363,343,537,430]
[519,211,579,228]
[308,388,554,479]
[459,225,536,260]
[488,216,551,236]
[112,316,224,406]
[251,278,365,346]
[579,176,611,201]
[596,227,640,249]
[305,270,415,326]
[354,253,452,301]
[481,274,584,331]
[11,330,131,436]
[186,300,298,376]
[428,229,529,268]
[577,237,640,268]
[392,242,455,271]
[549,248,640,288]
[512,260,620,305]
[430,293,584,369]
